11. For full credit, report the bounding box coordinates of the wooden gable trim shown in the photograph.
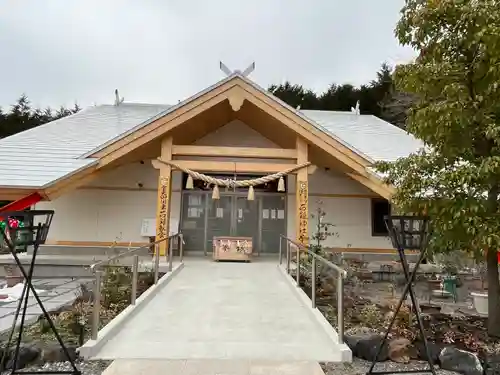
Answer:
[91,80,241,166]
[233,82,370,171]
[346,172,394,200]
[43,165,100,201]
[0,188,38,201]
[172,145,297,160]
[91,77,370,173]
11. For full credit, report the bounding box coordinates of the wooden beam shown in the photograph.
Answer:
[93,84,240,166]
[155,137,173,256]
[44,166,99,200]
[171,145,297,160]
[346,172,394,199]
[0,189,38,201]
[296,137,309,245]
[152,159,312,175]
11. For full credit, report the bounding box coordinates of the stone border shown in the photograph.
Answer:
[277,265,352,363]
[78,262,184,359]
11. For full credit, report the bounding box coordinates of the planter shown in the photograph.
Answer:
[470,292,488,315]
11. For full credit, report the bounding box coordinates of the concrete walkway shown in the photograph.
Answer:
[92,259,346,362]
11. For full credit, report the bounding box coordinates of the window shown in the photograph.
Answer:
[371,199,390,236]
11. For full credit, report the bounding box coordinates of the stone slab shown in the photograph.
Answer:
[102,359,325,375]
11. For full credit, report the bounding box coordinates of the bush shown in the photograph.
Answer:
[358,304,385,328]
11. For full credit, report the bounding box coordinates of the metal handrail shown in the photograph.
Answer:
[89,233,183,271]
[90,232,184,340]
[279,234,346,344]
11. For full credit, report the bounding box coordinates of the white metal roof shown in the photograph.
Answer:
[0,103,170,188]
[0,74,424,189]
[301,110,424,162]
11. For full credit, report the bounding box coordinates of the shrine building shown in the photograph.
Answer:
[0,67,423,256]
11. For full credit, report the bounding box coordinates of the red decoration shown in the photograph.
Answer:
[0,192,43,220]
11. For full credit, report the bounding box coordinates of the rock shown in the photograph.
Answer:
[355,335,389,361]
[439,346,483,375]
[388,337,412,363]
[414,340,443,365]
[40,343,78,363]
[484,353,500,375]
[344,335,360,356]
[6,343,40,370]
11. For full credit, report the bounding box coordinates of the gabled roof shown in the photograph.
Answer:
[302,110,423,162]
[0,103,170,188]
[0,73,423,190]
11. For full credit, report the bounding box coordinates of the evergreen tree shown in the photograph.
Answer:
[0,96,79,139]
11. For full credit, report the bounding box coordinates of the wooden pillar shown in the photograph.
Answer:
[296,136,309,245]
[155,136,173,256]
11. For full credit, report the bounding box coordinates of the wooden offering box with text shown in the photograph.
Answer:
[212,236,253,262]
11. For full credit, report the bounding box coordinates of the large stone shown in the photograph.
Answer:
[439,346,483,375]
[39,342,78,363]
[414,340,443,365]
[388,337,412,363]
[344,327,380,358]
[5,344,40,370]
[484,353,500,375]
[353,335,389,362]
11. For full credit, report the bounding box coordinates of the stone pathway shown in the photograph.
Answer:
[92,260,346,362]
[0,278,91,333]
[102,359,325,375]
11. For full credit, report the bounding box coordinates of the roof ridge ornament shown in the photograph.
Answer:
[219,61,255,77]
[351,100,360,115]
[114,89,124,106]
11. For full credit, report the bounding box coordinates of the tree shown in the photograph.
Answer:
[380,90,416,129]
[376,0,500,336]
[0,96,80,138]
[268,63,405,123]
[269,82,320,110]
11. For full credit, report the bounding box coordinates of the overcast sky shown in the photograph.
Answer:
[0,0,415,110]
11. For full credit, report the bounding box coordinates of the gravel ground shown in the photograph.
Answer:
[322,358,459,375]
[1,360,112,375]
[0,358,462,375]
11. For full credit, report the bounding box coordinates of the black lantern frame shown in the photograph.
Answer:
[367,215,436,375]
[0,210,80,375]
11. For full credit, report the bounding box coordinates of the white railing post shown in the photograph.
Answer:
[296,245,300,286]
[337,273,344,343]
[131,255,139,305]
[311,256,316,308]
[154,243,160,284]
[286,241,291,274]
[279,236,283,265]
[91,270,102,340]
[179,233,184,262]
[168,236,174,272]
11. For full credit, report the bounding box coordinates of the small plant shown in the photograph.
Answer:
[358,304,384,328]
[434,251,468,276]
[474,259,488,290]
[309,200,338,256]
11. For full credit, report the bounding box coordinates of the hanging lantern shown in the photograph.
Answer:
[277,176,285,192]
[212,184,220,200]
[185,175,194,189]
[247,186,255,201]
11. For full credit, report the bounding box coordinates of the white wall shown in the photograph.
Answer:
[36,162,182,244]
[287,169,392,250]
[37,119,391,249]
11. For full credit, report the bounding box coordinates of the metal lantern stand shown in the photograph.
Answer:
[367,215,436,375]
[0,210,80,375]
